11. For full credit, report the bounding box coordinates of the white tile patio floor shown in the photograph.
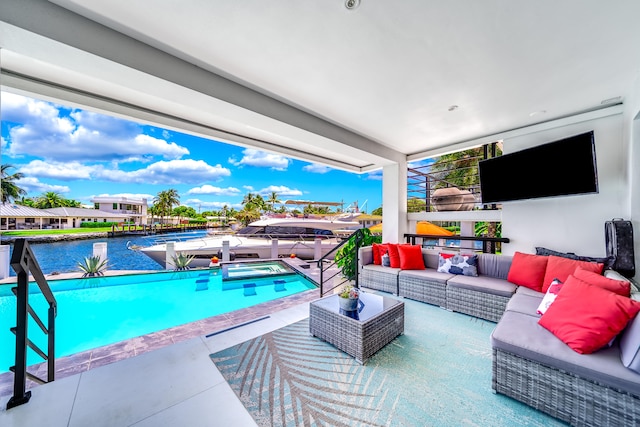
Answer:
[0,300,312,427]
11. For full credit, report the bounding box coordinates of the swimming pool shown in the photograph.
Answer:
[0,262,316,374]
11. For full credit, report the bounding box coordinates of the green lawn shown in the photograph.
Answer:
[0,228,113,236]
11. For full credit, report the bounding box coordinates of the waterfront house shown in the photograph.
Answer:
[0,203,60,230]
[44,207,129,229]
[91,197,148,226]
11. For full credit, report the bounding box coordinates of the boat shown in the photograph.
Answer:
[138,216,360,268]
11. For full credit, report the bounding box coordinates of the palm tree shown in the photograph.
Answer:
[267,191,281,212]
[242,192,266,213]
[1,164,27,203]
[154,189,180,224]
[35,191,66,209]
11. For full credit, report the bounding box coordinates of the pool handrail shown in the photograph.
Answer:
[6,238,57,410]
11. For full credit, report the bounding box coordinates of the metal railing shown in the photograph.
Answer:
[408,142,500,212]
[317,229,368,296]
[404,233,510,254]
[6,239,57,410]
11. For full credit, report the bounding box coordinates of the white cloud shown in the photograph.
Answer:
[243,185,254,191]
[186,185,241,196]
[1,136,7,152]
[19,159,230,185]
[16,177,70,194]
[20,160,94,180]
[229,148,290,171]
[366,170,383,181]
[302,163,332,174]
[257,185,303,197]
[2,93,189,162]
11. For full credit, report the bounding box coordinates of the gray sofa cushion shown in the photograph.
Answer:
[491,310,640,396]
[398,268,453,285]
[504,292,542,316]
[446,274,516,297]
[361,264,401,275]
[515,286,544,298]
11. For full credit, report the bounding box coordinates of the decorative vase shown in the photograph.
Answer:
[339,296,359,312]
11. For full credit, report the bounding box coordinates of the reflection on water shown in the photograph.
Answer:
[6,231,208,276]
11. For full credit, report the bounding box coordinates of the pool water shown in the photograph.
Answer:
[0,265,316,373]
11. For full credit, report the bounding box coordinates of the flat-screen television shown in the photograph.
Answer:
[478,131,598,204]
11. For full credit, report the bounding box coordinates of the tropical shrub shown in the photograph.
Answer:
[171,252,195,271]
[335,228,381,281]
[77,255,108,277]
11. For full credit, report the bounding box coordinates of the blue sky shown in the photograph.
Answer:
[0,92,383,213]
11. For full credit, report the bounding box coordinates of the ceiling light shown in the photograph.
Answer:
[601,96,622,105]
[529,110,546,117]
[448,105,458,112]
[345,0,360,10]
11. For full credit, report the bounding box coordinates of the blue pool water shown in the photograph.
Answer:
[0,264,316,373]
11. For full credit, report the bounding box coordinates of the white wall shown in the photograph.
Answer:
[626,70,640,279]
[501,112,629,259]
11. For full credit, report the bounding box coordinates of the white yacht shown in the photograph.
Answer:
[138,216,360,268]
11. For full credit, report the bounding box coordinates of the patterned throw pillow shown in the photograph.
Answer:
[437,253,478,276]
[536,279,563,315]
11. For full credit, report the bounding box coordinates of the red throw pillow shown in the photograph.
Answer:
[542,255,604,293]
[538,275,640,354]
[507,252,548,292]
[398,244,425,270]
[372,243,388,265]
[573,267,631,297]
[386,243,402,268]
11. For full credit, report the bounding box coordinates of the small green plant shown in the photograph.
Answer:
[335,228,381,280]
[339,284,359,299]
[77,255,108,277]
[171,252,195,271]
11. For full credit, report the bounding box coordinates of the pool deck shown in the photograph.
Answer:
[0,258,345,406]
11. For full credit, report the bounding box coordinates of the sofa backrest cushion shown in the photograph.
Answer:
[477,253,512,280]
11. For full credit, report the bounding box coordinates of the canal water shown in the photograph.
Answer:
[4,231,208,276]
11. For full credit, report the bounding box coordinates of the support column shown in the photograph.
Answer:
[382,161,408,243]
[166,242,175,270]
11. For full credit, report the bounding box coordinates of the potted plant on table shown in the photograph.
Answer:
[338,284,360,311]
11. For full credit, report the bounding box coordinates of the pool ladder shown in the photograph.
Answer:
[6,239,57,410]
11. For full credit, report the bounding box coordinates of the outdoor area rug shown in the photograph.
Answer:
[210,298,567,426]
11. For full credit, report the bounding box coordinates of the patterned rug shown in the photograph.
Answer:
[210,298,567,426]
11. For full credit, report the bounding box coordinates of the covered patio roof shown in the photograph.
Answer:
[2,1,639,171]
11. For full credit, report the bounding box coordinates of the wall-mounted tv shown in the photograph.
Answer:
[478,131,598,204]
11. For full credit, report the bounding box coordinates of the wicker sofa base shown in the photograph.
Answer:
[446,286,510,323]
[398,275,447,307]
[493,348,640,426]
[361,268,399,294]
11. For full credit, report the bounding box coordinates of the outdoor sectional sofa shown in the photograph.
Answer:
[357,245,640,426]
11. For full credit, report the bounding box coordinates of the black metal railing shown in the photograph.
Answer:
[404,233,510,254]
[408,142,501,213]
[317,229,368,296]
[6,239,57,410]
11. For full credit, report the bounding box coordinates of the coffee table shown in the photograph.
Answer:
[309,291,404,364]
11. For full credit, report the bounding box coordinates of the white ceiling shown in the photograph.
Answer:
[2,0,640,172]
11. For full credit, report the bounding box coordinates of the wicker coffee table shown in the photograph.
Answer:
[309,292,404,364]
